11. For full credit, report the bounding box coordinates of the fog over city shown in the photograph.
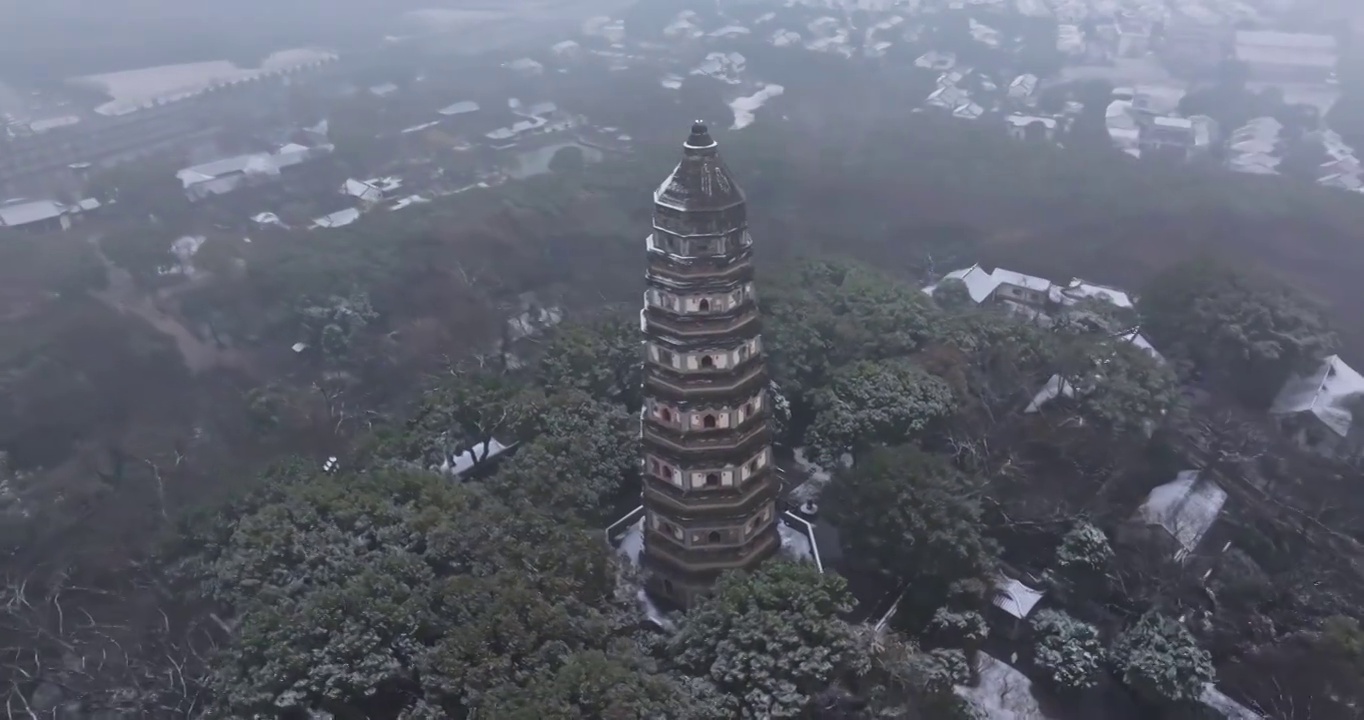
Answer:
[3,0,1364,719]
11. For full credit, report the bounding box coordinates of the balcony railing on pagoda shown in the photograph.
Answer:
[643,470,778,516]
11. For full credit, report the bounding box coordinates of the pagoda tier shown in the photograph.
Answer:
[640,122,780,609]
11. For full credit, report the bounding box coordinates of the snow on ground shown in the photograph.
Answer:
[778,518,814,563]
[615,518,674,630]
[790,447,832,503]
[957,654,1055,720]
[730,84,785,130]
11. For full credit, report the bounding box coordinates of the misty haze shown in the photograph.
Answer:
[2,0,1364,718]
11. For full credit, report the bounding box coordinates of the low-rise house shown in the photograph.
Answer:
[927,85,969,110]
[992,573,1045,624]
[969,18,1002,47]
[0,200,71,233]
[437,100,480,117]
[311,207,361,229]
[1190,115,1218,153]
[922,263,1001,303]
[991,268,1053,308]
[1228,152,1280,174]
[925,266,1139,323]
[1007,73,1038,101]
[439,438,515,478]
[340,178,383,205]
[692,52,746,84]
[178,144,325,201]
[1050,278,1134,308]
[1269,355,1364,458]
[1126,470,1227,562]
[953,101,985,120]
[504,58,544,76]
[1141,116,1197,158]
[1005,114,1057,141]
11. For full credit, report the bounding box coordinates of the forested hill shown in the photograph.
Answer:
[3,72,1364,716]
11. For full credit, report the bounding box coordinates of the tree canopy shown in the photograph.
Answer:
[1109,611,1216,706]
[483,390,639,523]
[804,358,955,466]
[825,445,997,604]
[667,561,861,719]
[1139,261,1337,404]
[193,467,623,718]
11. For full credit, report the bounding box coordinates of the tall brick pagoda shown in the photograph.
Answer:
[639,121,780,608]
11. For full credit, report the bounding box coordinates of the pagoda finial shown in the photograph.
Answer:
[683,120,716,154]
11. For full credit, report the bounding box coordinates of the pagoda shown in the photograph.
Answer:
[639,121,780,608]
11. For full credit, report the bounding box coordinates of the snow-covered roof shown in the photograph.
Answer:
[1006,114,1057,129]
[0,200,66,227]
[177,145,313,188]
[991,268,1053,292]
[1153,116,1194,129]
[1112,328,1163,363]
[505,58,544,73]
[1025,374,1074,414]
[1269,355,1364,438]
[1135,470,1226,560]
[953,102,985,120]
[993,575,1045,619]
[441,438,512,477]
[437,100,480,116]
[341,178,382,201]
[389,195,430,211]
[401,121,441,134]
[311,207,361,229]
[1052,278,1134,308]
[1009,73,1039,94]
[924,264,1001,303]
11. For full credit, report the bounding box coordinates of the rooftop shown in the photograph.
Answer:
[439,439,513,477]
[992,268,1052,292]
[1269,355,1364,438]
[310,207,361,229]
[993,575,1045,619]
[923,263,1000,303]
[438,100,480,117]
[0,199,65,227]
[1135,470,1226,561]
[653,122,745,213]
